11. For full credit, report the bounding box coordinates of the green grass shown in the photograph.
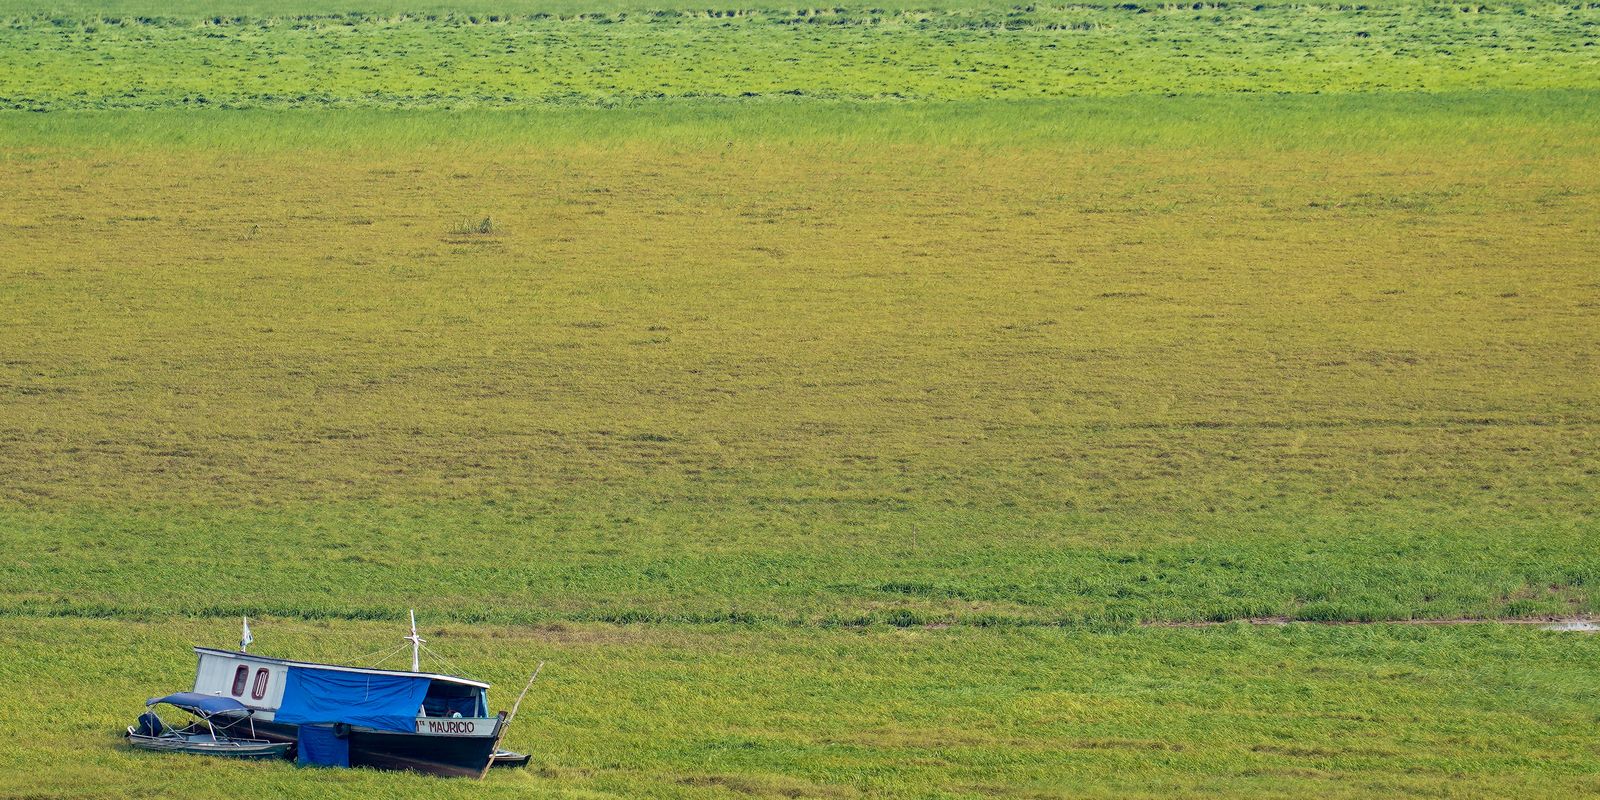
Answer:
[2,501,1596,626]
[2,617,1598,798]
[1,4,1597,109]
[3,1,1598,795]
[4,90,1599,151]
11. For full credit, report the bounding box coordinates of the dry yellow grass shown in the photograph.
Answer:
[2,104,1595,510]
[1,99,1594,627]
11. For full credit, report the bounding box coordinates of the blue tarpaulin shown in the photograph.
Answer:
[275,666,429,733]
[295,724,350,768]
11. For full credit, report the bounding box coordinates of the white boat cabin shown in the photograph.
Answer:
[192,647,498,736]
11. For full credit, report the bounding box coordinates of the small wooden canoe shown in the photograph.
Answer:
[490,749,531,768]
[128,730,292,759]
[127,692,291,761]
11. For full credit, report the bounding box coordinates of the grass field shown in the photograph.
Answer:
[2,1,1598,797]
[3,618,1599,799]
[3,4,1598,109]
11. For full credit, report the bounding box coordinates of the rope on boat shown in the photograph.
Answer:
[418,643,465,677]
[347,641,410,668]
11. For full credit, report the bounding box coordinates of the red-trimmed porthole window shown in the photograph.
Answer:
[252,668,270,700]
[231,665,249,697]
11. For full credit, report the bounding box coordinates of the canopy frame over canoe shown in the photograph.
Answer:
[127,693,291,759]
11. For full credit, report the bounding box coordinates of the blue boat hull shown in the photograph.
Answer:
[219,714,504,777]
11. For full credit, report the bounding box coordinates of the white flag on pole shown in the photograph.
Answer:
[241,616,253,652]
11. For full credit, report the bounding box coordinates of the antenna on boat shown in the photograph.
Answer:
[405,609,425,672]
[240,616,253,653]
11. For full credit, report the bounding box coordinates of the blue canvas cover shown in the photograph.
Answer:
[275,666,430,733]
[295,724,350,768]
[147,692,250,717]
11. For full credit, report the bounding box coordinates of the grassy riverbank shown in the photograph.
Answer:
[2,617,1597,799]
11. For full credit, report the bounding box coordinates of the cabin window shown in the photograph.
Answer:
[421,681,486,718]
[230,665,249,696]
[251,668,270,700]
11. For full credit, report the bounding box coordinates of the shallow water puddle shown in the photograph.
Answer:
[1540,620,1599,632]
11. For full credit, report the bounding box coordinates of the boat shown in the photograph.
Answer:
[491,748,533,768]
[127,692,293,759]
[171,612,541,778]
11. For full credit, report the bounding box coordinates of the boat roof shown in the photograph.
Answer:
[193,647,491,689]
[150,691,252,716]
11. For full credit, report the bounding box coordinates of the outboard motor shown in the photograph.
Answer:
[135,711,166,737]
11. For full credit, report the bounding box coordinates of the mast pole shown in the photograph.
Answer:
[406,609,425,672]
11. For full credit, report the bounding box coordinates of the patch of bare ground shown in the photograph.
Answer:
[962,784,1072,799]
[452,622,706,646]
[675,774,856,799]
[1066,738,1186,752]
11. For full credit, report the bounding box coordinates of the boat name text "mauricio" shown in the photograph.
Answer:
[419,719,479,735]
